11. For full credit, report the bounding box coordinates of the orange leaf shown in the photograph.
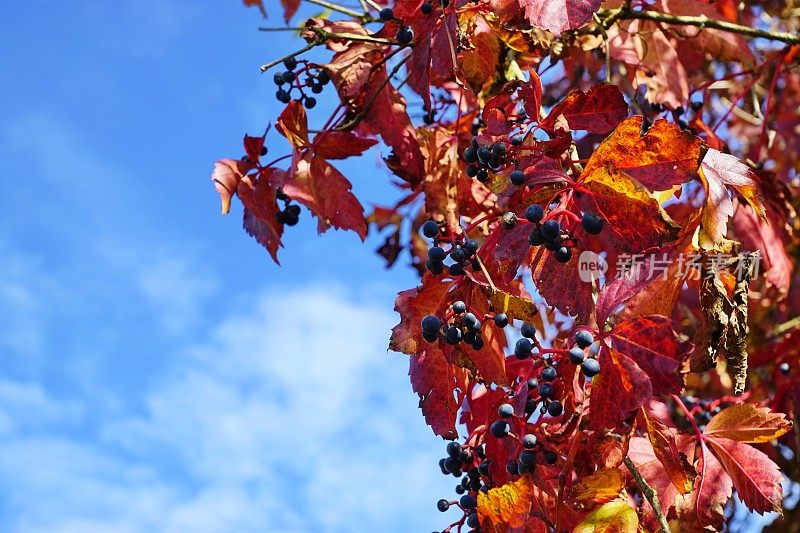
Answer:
[704,403,792,443]
[580,116,705,192]
[477,475,535,532]
[573,469,626,502]
[642,407,695,495]
[573,500,639,533]
[276,100,310,149]
[578,165,680,252]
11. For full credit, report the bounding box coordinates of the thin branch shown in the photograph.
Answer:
[304,0,365,19]
[624,457,672,533]
[260,39,322,72]
[306,27,398,45]
[597,8,800,45]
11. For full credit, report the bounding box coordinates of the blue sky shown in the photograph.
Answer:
[0,2,456,531]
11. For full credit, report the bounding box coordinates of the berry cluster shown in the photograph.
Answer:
[273,57,329,108]
[421,301,485,350]
[567,330,601,378]
[488,400,561,477]
[435,440,486,533]
[275,190,301,226]
[377,8,415,44]
[526,205,604,263]
[420,220,480,276]
[464,138,508,183]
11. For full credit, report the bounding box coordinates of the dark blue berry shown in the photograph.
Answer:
[448,263,465,276]
[477,147,491,164]
[582,358,600,377]
[437,499,449,512]
[422,220,439,238]
[521,322,536,339]
[498,403,514,418]
[460,494,477,509]
[421,1,433,13]
[494,313,509,328]
[303,97,316,109]
[568,346,585,364]
[379,7,394,20]
[541,219,560,241]
[547,400,563,417]
[464,146,478,163]
[519,450,536,466]
[540,366,557,382]
[538,383,554,398]
[445,326,462,345]
[281,71,296,83]
[509,170,525,186]
[421,314,441,333]
[396,26,413,44]
[476,169,488,182]
[780,362,790,375]
[575,330,594,348]
[452,301,466,314]
[529,227,544,246]
[510,133,524,145]
[428,246,446,262]
[447,441,461,457]
[522,434,537,448]
[426,259,444,274]
[554,246,572,263]
[463,240,478,255]
[490,419,511,438]
[582,212,604,235]
[283,57,297,70]
[525,204,544,223]
[515,338,533,359]
[450,248,465,262]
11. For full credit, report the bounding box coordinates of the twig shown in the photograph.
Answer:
[304,0,365,19]
[597,8,800,45]
[593,13,612,84]
[624,457,672,533]
[260,39,322,72]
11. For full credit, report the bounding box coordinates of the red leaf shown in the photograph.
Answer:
[211,158,256,214]
[518,72,543,121]
[242,0,266,17]
[678,443,732,530]
[589,346,653,431]
[704,403,792,444]
[627,437,685,531]
[279,0,300,22]
[540,84,628,134]
[285,156,367,239]
[530,244,594,322]
[706,437,784,514]
[389,277,455,355]
[237,172,285,263]
[313,131,378,160]
[359,65,425,184]
[609,315,692,396]
[699,148,766,249]
[519,0,602,35]
[243,133,267,163]
[409,342,463,439]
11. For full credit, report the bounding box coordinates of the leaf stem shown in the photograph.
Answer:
[597,8,800,45]
[624,456,672,533]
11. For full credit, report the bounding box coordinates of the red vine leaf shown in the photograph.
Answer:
[704,403,792,443]
[212,158,256,214]
[519,0,602,36]
[477,474,535,532]
[540,84,628,134]
[389,276,455,355]
[409,342,463,439]
[705,437,784,514]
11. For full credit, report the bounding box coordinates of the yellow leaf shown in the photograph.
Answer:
[574,500,639,533]
[481,286,538,323]
[477,475,534,532]
[573,469,626,502]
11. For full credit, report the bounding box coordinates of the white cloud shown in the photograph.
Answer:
[0,285,454,532]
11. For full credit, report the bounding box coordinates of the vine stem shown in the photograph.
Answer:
[624,457,672,533]
[596,8,800,45]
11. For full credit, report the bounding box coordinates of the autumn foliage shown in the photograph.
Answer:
[214,0,800,531]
